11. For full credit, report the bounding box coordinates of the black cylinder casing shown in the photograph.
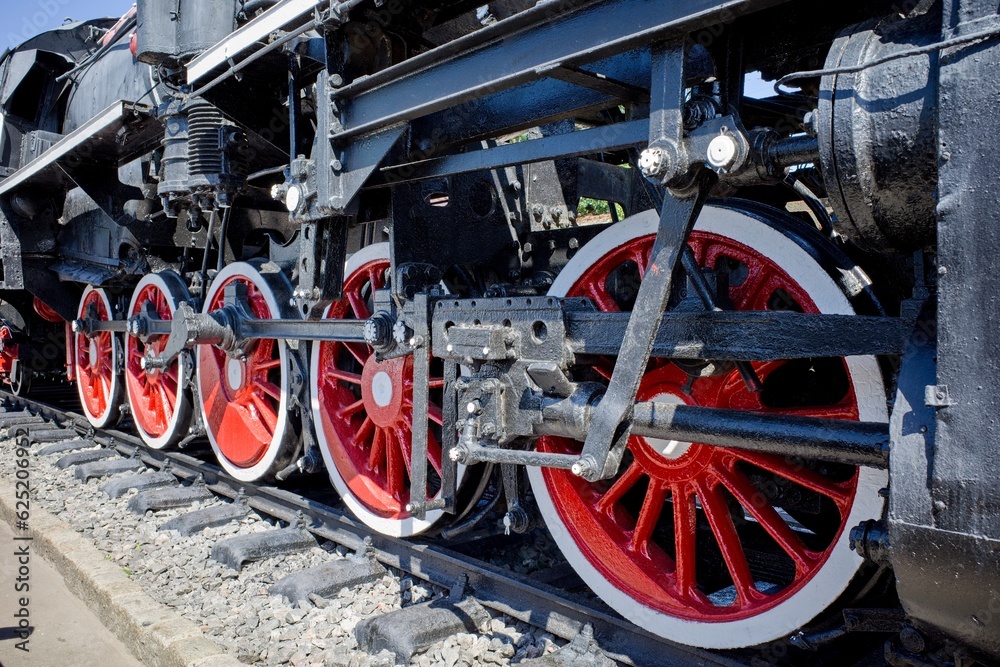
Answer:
[135,0,239,66]
[818,11,940,253]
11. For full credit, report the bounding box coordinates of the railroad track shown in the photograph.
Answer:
[0,389,747,667]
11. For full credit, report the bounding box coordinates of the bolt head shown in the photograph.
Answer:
[571,460,591,477]
[448,448,462,462]
[466,400,482,415]
[638,147,664,177]
[707,134,738,169]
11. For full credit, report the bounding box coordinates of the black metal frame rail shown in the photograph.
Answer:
[2,391,746,667]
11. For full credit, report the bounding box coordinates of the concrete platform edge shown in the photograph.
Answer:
[0,471,243,667]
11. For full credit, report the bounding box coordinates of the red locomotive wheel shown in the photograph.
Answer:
[530,205,888,648]
[75,286,124,428]
[125,272,194,449]
[197,261,297,482]
[311,243,455,536]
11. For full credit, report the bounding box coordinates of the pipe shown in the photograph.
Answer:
[241,0,280,18]
[630,401,889,468]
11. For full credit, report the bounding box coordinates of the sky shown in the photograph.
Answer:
[2,0,131,50]
[0,0,778,98]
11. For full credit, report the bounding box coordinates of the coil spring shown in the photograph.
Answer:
[187,103,224,177]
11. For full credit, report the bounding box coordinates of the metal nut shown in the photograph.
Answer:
[707,134,738,169]
[638,146,665,177]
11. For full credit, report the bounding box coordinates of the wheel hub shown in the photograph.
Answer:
[644,393,693,461]
[630,382,715,483]
[89,339,99,369]
[361,355,408,427]
[226,356,245,392]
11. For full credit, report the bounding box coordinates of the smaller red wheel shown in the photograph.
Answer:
[311,243,459,536]
[75,286,124,428]
[125,272,194,449]
[196,261,298,482]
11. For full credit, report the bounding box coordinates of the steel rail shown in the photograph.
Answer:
[1,391,743,667]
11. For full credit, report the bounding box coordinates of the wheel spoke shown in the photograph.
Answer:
[368,428,385,470]
[733,450,854,511]
[714,463,813,574]
[250,393,277,437]
[385,430,407,501]
[395,426,413,477]
[345,343,370,366]
[326,366,363,386]
[427,434,443,476]
[595,462,644,514]
[158,385,174,422]
[630,247,649,278]
[355,416,375,447]
[346,289,371,320]
[581,281,618,312]
[428,403,444,426]
[630,481,667,556]
[672,484,698,598]
[338,397,366,419]
[256,379,282,401]
[255,358,282,372]
[367,267,384,291]
[698,481,760,606]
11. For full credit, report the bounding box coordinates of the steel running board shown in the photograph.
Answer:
[0,101,157,196]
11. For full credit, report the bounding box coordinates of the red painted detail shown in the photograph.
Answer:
[101,5,138,47]
[538,231,861,622]
[125,283,180,440]
[65,322,75,382]
[197,275,282,468]
[315,258,446,519]
[75,291,116,421]
[129,31,138,58]
[0,326,18,377]
[33,297,63,323]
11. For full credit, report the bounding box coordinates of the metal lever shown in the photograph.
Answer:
[573,177,713,481]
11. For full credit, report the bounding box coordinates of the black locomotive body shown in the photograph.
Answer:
[0,0,996,664]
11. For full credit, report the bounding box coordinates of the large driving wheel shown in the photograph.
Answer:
[528,204,888,648]
[125,272,194,449]
[311,243,459,536]
[196,261,298,481]
[75,286,124,428]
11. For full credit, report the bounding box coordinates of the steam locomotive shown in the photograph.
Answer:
[0,0,996,663]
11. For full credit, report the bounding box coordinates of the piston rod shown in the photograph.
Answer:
[630,401,889,468]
